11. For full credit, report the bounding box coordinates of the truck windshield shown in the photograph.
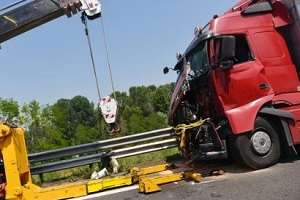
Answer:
[186,41,209,86]
[174,40,209,87]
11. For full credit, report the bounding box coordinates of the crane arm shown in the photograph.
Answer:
[0,0,101,43]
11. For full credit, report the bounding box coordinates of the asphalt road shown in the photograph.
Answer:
[75,155,300,200]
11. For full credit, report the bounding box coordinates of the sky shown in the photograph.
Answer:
[0,0,238,106]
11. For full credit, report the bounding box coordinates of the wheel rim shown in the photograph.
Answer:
[250,130,271,155]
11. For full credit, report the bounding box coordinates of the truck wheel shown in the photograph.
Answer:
[230,116,281,169]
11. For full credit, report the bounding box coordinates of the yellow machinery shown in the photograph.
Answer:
[87,163,202,194]
[0,123,201,199]
[0,123,90,199]
[130,164,202,193]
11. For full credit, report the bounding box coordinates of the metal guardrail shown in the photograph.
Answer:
[28,127,177,175]
[113,138,177,158]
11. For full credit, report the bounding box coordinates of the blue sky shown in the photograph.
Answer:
[0,0,238,105]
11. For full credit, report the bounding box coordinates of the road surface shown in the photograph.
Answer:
[74,156,300,200]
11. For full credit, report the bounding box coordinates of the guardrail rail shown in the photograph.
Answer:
[28,127,177,180]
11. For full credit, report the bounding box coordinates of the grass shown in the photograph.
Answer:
[32,165,100,186]
[118,148,180,171]
[32,147,181,186]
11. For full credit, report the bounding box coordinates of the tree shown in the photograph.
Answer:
[38,128,67,151]
[0,82,174,152]
[145,112,168,131]
[52,96,98,145]
[21,100,52,153]
[51,98,71,143]
[122,105,144,133]
[74,124,100,145]
[0,98,19,121]
[118,84,174,134]
[152,86,171,114]
[69,95,97,127]
[128,86,154,116]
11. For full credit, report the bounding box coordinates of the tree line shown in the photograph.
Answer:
[0,83,174,154]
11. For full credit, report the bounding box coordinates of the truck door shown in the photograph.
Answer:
[211,35,273,132]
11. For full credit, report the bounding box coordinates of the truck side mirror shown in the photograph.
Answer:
[217,36,236,70]
[163,67,177,74]
[163,67,169,74]
[220,36,235,60]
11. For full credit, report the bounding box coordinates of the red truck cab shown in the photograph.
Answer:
[165,0,300,169]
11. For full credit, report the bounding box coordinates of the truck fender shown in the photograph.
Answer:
[259,107,295,119]
[225,96,274,134]
[259,107,297,156]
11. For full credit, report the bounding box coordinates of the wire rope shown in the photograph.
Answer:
[81,13,102,102]
[100,14,116,100]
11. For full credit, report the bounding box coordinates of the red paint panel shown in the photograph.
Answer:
[214,13,273,34]
[253,31,299,94]
[255,31,284,58]
[213,61,273,112]
[273,93,300,105]
[225,95,274,134]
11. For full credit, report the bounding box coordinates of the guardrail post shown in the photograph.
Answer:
[39,173,44,183]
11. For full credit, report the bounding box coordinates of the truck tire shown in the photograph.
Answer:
[230,116,281,169]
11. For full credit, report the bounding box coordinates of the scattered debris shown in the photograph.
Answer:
[91,168,109,180]
[110,156,119,174]
[209,169,225,176]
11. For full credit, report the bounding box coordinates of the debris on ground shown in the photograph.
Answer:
[209,169,225,176]
[91,168,109,180]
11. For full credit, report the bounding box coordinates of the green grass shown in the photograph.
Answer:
[32,165,100,186]
[118,148,180,171]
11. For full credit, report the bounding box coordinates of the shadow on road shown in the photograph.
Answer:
[165,153,300,178]
[165,153,250,178]
[278,154,300,164]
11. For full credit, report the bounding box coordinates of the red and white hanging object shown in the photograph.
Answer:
[99,96,118,124]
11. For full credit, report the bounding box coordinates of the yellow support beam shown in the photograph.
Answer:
[36,181,88,199]
[87,163,202,195]
[130,163,175,183]
[131,163,175,175]
[138,170,202,193]
[87,175,132,193]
